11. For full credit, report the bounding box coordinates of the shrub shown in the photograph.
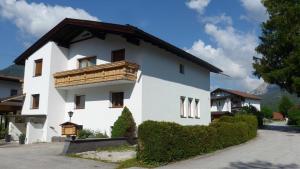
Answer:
[111,107,136,140]
[77,129,108,139]
[137,115,257,164]
[287,106,300,125]
[261,106,273,119]
[238,105,263,128]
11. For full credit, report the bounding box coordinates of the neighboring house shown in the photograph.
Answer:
[211,88,261,118]
[0,65,24,139]
[13,18,222,144]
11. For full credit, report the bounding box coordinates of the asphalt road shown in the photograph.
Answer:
[0,143,116,169]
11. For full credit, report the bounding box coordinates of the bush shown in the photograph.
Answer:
[287,106,300,125]
[261,106,273,119]
[111,107,136,140]
[238,105,263,128]
[77,129,108,139]
[137,115,257,164]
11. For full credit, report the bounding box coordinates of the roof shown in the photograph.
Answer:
[14,18,222,73]
[212,88,261,100]
[0,74,23,82]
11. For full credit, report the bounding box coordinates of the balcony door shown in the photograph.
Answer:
[111,49,125,62]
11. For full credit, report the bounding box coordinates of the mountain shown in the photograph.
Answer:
[0,64,24,78]
[251,83,300,111]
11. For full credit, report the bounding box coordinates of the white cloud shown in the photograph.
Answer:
[186,0,211,14]
[240,0,267,22]
[186,22,263,91]
[201,13,233,26]
[0,0,99,37]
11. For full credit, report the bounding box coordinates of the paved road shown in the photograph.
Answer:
[0,143,116,169]
[159,126,300,169]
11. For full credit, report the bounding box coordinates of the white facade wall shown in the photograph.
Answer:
[243,99,261,111]
[211,98,231,112]
[0,80,21,98]
[141,42,211,125]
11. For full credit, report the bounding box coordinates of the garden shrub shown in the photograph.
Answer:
[111,107,136,140]
[239,105,263,128]
[287,106,300,125]
[137,115,257,164]
[77,129,108,139]
[261,106,273,119]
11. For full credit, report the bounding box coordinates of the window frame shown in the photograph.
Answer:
[10,89,18,96]
[195,99,200,118]
[31,94,40,109]
[188,98,193,118]
[75,95,86,109]
[34,59,43,77]
[111,49,125,62]
[179,64,185,74]
[180,96,186,118]
[110,92,124,108]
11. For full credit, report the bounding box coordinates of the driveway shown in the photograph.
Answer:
[0,142,116,169]
[159,125,300,169]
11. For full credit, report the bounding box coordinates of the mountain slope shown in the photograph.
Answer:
[251,83,300,111]
[0,64,24,78]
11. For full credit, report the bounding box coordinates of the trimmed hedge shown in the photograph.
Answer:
[137,115,257,163]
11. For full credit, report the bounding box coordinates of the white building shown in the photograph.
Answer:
[211,88,261,118]
[12,18,222,144]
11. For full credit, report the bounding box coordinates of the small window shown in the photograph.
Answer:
[179,64,184,74]
[188,98,193,118]
[10,89,18,96]
[111,49,125,62]
[195,99,200,118]
[111,92,124,108]
[180,96,185,117]
[31,94,40,109]
[75,95,85,109]
[34,59,43,77]
[78,56,96,68]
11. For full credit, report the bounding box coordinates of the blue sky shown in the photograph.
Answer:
[0,0,267,91]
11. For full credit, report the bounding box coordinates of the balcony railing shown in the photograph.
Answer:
[53,61,139,88]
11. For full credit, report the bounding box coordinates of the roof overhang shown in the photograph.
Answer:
[14,18,222,73]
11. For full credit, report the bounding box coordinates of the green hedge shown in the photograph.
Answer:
[288,106,300,125]
[137,115,257,164]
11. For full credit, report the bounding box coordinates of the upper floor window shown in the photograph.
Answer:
[78,56,96,69]
[179,64,185,74]
[111,49,125,62]
[180,96,185,117]
[75,95,85,109]
[111,92,124,108]
[10,89,18,96]
[31,94,40,109]
[34,59,43,77]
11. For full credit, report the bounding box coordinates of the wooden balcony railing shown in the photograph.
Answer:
[53,61,139,88]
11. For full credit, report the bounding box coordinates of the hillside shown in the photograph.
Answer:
[251,83,300,111]
[0,64,24,78]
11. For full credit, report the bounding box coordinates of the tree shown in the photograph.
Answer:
[253,0,300,96]
[111,107,136,141]
[278,96,294,116]
[261,106,273,119]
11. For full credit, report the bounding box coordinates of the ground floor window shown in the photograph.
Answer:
[195,99,200,118]
[111,92,124,108]
[75,95,85,109]
[180,96,185,117]
[31,94,40,109]
[188,98,193,117]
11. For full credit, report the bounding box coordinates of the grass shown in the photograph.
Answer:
[117,158,159,169]
[66,154,113,163]
[96,144,136,152]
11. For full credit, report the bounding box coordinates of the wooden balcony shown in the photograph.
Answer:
[53,61,139,88]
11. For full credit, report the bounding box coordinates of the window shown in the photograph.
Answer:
[78,56,96,68]
[111,49,125,62]
[10,89,18,96]
[111,92,124,108]
[188,98,193,117]
[75,95,85,109]
[34,59,43,77]
[195,99,200,118]
[179,64,184,74]
[31,94,40,109]
[180,96,185,117]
